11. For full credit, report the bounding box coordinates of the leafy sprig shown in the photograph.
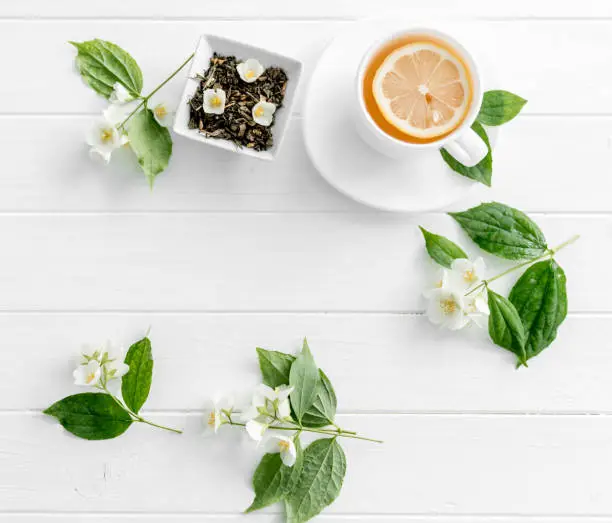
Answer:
[420,202,579,366]
[441,90,527,186]
[208,339,382,523]
[71,39,193,186]
[44,335,182,439]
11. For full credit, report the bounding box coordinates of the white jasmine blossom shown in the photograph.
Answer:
[73,359,102,387]
[426,287,469,330]
[203,88,226,115]
[423,268,449,298]
[86,117,123,165]
[263,435,297,467]
[152,102,173,127]
[448,257,486,292]
[246,419,268,442]
[252,101,276,127]
[241,384,293,422]
[109,82,134,103]
[203,396,234,436]
[237,58,265,83]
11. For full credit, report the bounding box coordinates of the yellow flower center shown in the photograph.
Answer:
[278,440,290,452]
[464,270,476,282]
[100,128,114,143]
[435,279,443,288]
[246,70,255,79]
[210,95,222,108]
[440,298,457,315]
[154,105,167,119]
[254,106,265,117]
[85,372,97,384]
[208,412,216,427]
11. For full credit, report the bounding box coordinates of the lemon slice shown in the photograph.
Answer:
[372,42,471,139]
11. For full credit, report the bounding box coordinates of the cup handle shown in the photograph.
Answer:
[442,127,488,167]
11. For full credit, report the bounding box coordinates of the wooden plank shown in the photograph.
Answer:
[1,413,612,514]
[0,214,594,312]
[1,21,612,114]
[1,0,610,19]
[1,313,610,412]
[1,116,610,212]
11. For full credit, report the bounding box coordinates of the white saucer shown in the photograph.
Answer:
[303,19,499,213]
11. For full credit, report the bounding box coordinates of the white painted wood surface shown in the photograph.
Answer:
[1,2,610,521]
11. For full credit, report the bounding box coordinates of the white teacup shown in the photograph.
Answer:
[354,27,487,167]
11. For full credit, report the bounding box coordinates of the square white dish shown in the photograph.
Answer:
[173,34,303,161]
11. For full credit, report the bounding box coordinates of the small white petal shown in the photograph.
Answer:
[89,148,112,165]
[274,385,294,403]
[237,58,265,83]
[109,82,133,103]
[277,399,291,419]
[246,420,267,442]
[203,88,226,115]
[252,101,276,127]
[280,442,297,467]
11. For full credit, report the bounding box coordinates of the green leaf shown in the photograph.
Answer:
[419,226,467,268]
[285,438,346,523]
[449,202,548,260]
[121,336,153,414]
[478,90,527,126]
[43,393,132,440]
[70,39,143,99]
[127,108,173,186]
[440,121,493,186]
[289,339,321,423]
[487,288,527,365]
[257,348,295,388]
[509,259,567,361]
[246,437,303,513]
[301,370,337,428]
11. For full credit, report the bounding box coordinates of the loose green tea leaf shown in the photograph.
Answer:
[122,336,153,414]
[289,339,321,423]
[70,39,143,99]
[440,121,493,186]
[509,259,567,361]
[128,108,173,186]
[301,370,337,428]
[246,437,304,513]
[285,438,346,523]
[449,202,548,260]
[44,393,132,440]
[257,348,295,388]
[478,90,527,126]
[419,226,467,268]
[487,289,527,364]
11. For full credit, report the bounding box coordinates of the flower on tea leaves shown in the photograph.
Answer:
[263,435,297,467]
[73,359,102,387]
[448,257,486,292]
[252,101,276,127]
[203,396,234,436]
[246,419,268,442]
[237,58,264,83]
[109,82,134,103]
[152,102,173,127]
[203,88,226,115]
[86,117,124,165]
[426,287,469,330]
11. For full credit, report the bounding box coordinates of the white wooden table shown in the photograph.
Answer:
[1,1,611,521]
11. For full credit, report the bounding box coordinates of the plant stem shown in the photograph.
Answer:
[118,52,195,129]
[103,386,182,434]
[227,419,383,444]
[465,234,580,296]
